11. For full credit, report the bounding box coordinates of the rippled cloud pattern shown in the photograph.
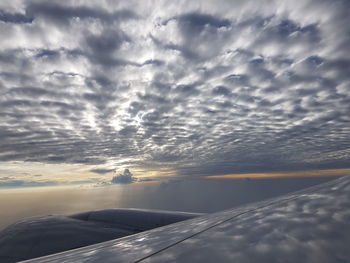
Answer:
[0,0,349,175]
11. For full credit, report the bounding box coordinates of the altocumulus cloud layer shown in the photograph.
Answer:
[0,0,349,176]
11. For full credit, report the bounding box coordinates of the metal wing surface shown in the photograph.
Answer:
[24,176,350,263]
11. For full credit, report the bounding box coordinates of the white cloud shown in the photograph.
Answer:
[0,0,349,177]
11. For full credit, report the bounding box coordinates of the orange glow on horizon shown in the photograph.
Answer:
[205,169,350,180]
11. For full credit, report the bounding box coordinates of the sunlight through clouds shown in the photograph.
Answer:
[0,0,349,182]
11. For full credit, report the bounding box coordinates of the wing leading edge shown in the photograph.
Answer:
[24,176,350,263]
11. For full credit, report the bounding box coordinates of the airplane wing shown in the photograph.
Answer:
[23,175,350,263]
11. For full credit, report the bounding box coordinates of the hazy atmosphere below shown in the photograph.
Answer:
[0,176,339,231]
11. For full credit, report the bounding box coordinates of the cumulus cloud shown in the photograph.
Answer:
[0,0,349,177]
[111,169,136,184]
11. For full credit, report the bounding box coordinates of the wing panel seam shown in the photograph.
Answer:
[135,178,338,262]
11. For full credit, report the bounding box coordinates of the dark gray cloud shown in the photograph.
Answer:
[25,2,138,25]
[0,11,32,24]
[90,168,115,175]
[0,180,58,188]
[167,13,231,29]
[0,0,349,178]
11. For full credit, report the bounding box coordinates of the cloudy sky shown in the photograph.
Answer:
[0,0,349,186]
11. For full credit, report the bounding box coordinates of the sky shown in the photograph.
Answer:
[0,0,349,187]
